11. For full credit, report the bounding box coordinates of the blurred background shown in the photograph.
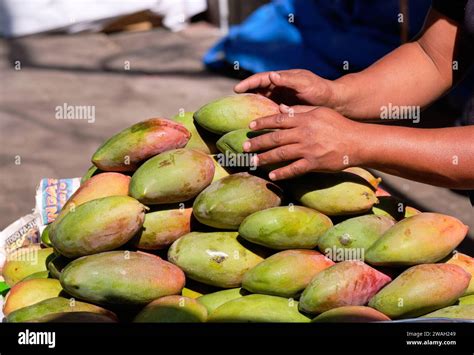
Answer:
[0,0,472,249]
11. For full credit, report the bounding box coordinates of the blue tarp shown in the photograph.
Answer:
[204,0,432,79]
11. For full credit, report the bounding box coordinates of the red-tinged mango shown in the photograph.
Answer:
[299,260,391,314]
[130,149,215,204]
[368,264,470,319]
[311,306,390,322]
[242,250,334,298]
[60,251,185,305]
[3,278,63,316]
[194,94,279,134]
[193,173,282,229]
[50,196,146,258]
[365,213,468,266]
[134,295,208,322]
[446,252,474,295]
[92,118,190,171]
[134,208,192,250]
[56,172,131,223]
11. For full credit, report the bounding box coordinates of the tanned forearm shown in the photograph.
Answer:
[355,124,474,188]
[330,9,468,120]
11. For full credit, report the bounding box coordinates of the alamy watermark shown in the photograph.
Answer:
[55,103,95,123]
[380,103,420,123]
[216,151,257,170]
[324,246,365,262]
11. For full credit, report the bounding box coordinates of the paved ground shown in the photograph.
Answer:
[0,23,472,252]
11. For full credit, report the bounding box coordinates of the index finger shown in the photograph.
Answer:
[234,72,273,93]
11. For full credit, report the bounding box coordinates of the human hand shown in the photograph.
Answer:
[243,105,363,180]
[234,69,339,107]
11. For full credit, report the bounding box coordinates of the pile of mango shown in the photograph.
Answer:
[2,94,473,323]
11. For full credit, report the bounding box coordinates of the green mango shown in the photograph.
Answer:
[366,213,468,266]
[31,311,118,323]
[242,250,334,298]
[193,173,282,229]
[92,117,190,172]
[80,165,102,184]
[368,264,471,319]
[404,206,421,218]
[311,306,390,322]
[171,112,216,154]
[3,278,63,316]
[208,294,310,322]
[134,208,192,250]
[2,246,54,287]
[7,297,117,323]
[290,172,378,216]
[168,232,263,288]
[458,295,474,305]
[130,148,215,204]
[216,129,271,154]
[41,225,52,247]
[239,206,332,249]
[60,251,185,305]
[217,128,251,154]
[421,305,474,320]
[194,94,279,134]
[50,196,146,258]
[21,271,50,281]
[446,252,474,295]
[210,155,230,183]
[134,295,208,322]
[299,260,391,314]
[371,196,406,221]
[317,215,394,261]
[181,287,203,299]
[343,167,381,188]
[197,288,245,314]
[47,255,71,279]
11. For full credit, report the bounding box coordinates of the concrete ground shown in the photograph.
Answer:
[0,23,472,252]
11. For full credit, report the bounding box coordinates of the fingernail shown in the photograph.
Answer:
[280,104,290,113]
[270,72,281,80]
[249,121,256,129]
[269,172,276,180]
[243,141,251,152]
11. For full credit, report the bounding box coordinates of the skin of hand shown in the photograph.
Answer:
[245,105,474,189]
[234,69,342,108]
[243,105,363,181]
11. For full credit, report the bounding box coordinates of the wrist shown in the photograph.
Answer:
[332,74,358,117]
[348,122,379,168]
